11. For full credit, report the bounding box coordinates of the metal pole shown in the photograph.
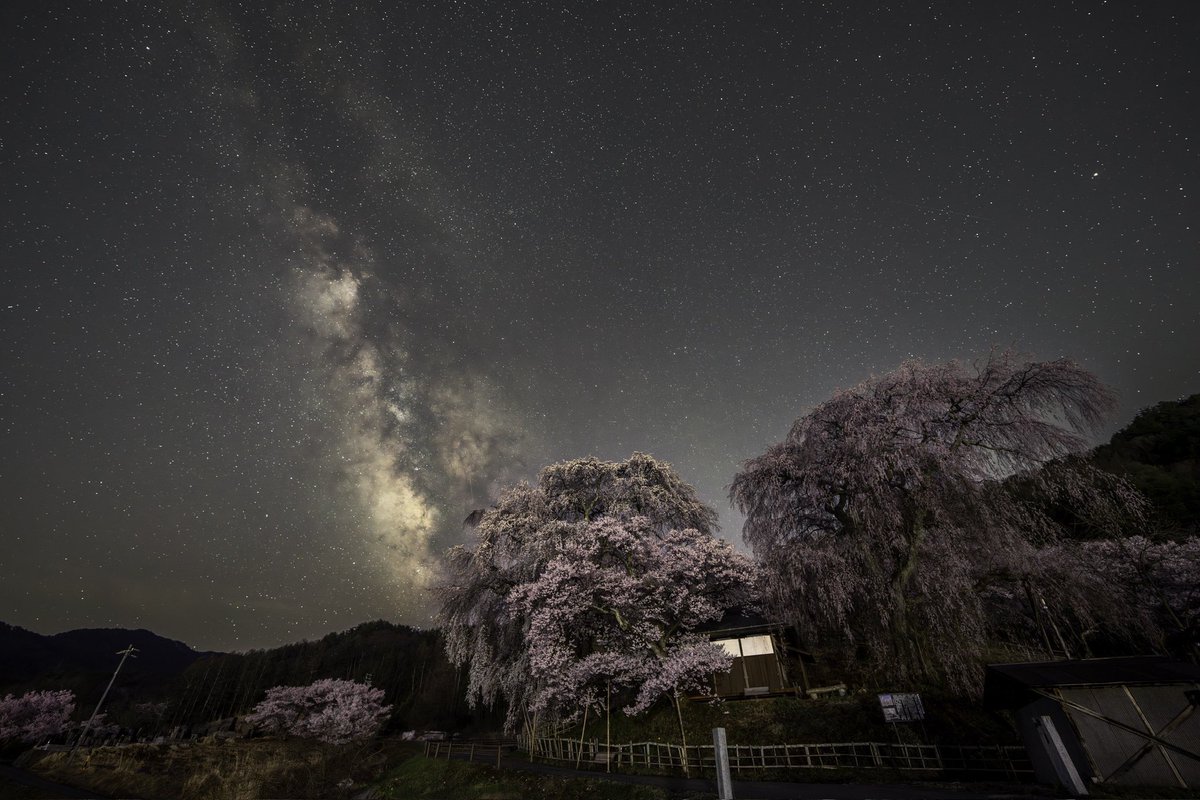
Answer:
[70,645,138,759]
[713,727,733,800]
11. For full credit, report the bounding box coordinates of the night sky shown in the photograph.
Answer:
[2,2,1197,652]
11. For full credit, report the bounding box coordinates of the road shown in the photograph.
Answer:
[0,763,110,799]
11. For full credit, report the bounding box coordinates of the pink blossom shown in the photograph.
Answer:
[0,689,75,743]
[440,453,755,729]
[731,351,1150,692]
[243,679,391,745]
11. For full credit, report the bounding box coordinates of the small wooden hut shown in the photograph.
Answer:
[695,611,808,698]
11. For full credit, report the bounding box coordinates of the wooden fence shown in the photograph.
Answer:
[525,736,1033,780]
[423,738,516,769]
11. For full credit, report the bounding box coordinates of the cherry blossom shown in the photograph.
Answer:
[243,679,391,745]
[440,453,755,730]
[0,689,75,743]
[731,351,1149,691]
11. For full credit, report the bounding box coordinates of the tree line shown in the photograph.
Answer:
[164,621,490,735]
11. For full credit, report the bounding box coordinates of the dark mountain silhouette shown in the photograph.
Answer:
[0,622,212,696]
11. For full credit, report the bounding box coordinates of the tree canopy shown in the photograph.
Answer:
[243,679,391,745]
[0,689,75,744]
[731,351,1149,692]
[440,453,755,731]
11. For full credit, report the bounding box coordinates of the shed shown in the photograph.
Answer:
[694,611,807,698]
[984,656,1200,794]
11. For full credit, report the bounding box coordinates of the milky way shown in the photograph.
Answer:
[2,1,1197,650]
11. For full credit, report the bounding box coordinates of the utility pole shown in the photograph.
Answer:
[70,645,139,758]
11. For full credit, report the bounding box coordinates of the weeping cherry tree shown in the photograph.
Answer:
[439,452,756,763]
[730,351,1149,692]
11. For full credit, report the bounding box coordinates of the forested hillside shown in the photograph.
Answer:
[1094,393,1200,535]
[164,621,493,735]
[1,621,495,737]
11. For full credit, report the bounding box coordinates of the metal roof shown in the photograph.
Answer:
[693,609,776,635]
[983,656,1200,708]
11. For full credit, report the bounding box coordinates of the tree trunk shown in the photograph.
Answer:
[889,513,927,679]
[575,703,589,768]
[672,688,689,778]
[605,680,612,773]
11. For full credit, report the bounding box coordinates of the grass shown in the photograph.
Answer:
[557,693,1021,750]
[22,740,688,800]
[374,756,676,800]
[26,738,423,799]
[0,775,57,800]
[9,693,1023,800]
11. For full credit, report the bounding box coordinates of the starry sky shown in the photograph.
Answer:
[2,1,1197,652]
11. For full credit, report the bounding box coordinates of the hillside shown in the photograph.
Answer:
[1093,393,1200,535]
[164,620,497,735]
[0,620,494,736]
[0,622,210,695]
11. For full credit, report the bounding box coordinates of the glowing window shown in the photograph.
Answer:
[712,638,741,657]
[738,635,774,656]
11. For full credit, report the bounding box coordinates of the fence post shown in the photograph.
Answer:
[496,744,503,769]
[713,728,733,800]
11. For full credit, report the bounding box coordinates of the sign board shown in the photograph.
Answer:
[878,692,925,722]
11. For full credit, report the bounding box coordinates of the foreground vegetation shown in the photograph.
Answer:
[375,756,674,800]
[0,775,56,800]
[557,694,1020,750]
[21,739,684,800]
[27,738,418,799]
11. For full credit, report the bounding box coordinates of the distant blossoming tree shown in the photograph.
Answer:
[0,689,75,744]
[440,453,756,742]
[74,712,120,743]
[1081,535,1200,658]
[731,351,1149,691]
[243,679,391,745]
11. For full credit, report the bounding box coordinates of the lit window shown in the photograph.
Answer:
[738,635,774,656]
[712,638,741,657]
